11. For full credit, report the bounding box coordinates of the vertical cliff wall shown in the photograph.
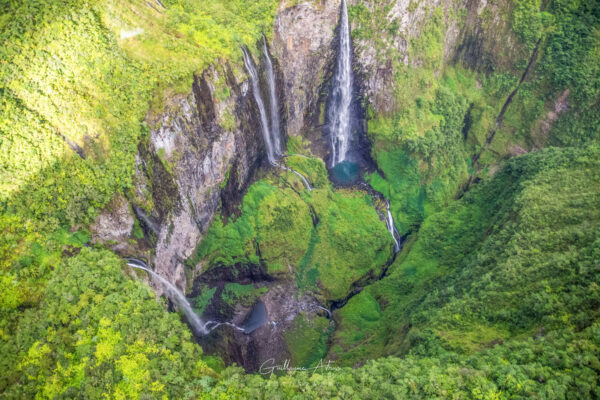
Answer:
[129,65,266,292]
[272,1,340,139]
[271,0,524,140]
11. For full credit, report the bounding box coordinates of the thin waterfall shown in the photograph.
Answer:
[289,169,312,191]
[126,258,246,335]
[205,320,245,333]
[328,0,353,167]
[280,164,312,191]
[125,258,209,336]
[242,43,312,191]
[316,305,332,319]
[242,46,277,165]
[262,35,282,157]
[385,201,400,253]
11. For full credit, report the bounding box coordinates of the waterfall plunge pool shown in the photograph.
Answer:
[241,301,268,334]
[330,160,360,185]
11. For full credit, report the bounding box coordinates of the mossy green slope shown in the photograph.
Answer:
[330,146,600,367]
[192,167,394,302]
[354,0,600,237]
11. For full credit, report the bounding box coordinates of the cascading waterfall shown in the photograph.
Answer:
[280,164,312,191]
[242,46,277,165]
[125,258,209,335]
[242,44,313,191]
[126,258,247,335]
[289,169,312,191]
[262,35,282,157]
[316,305,332,319]
[385,201,400,253]
[328,0,353,167]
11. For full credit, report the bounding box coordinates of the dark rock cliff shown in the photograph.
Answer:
[129,65,268,293]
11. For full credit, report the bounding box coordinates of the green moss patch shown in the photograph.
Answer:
[192,175,394,302]
[283,314,332,368]
[221,283,268,308]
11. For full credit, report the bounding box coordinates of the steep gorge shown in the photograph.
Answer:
[1,0,599,397]
[90,0,593,371]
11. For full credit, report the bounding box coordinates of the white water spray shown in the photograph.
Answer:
[126,258,250,335]
[242,44,312,191]
[263,35,282,157]
[242,47,277,165]
[316,305,332,319]
[205,320,245,333]
[280,164,312,191]
[329,0,353,166]
[126,258,209,335]
[385,201,400,252]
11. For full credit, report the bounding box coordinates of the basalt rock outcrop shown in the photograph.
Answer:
[130,65,267,293]
[90,194,134,252]
[272,1,340,139]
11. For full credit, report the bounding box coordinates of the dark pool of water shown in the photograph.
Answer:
[242,301,268,334]
[330,160,360,185]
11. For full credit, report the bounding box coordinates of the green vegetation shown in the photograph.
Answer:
[1,248,219,398]
[283,314,332,367]
[297,188,393,300]
[354,0,600,236]
[190,180,312,276]
[192,286,217,315]
[0,0,278,397]
[1,0,599,398]
[192,172,394,301]
[221,283,268,307]
[198,146,600,399]
[210,320,600,398]
[331,146,600,368]
[1,0,278,229]
[285,154,329,188]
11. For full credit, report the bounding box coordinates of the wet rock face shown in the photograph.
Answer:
[272,0,340,139]
[133,66,264,293]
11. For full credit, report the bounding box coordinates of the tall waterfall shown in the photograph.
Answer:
[263,35,282,157]
[385,201,400,253]
[328,0,353,167]
[242,43,313,191]
[125,258,209,336]
[242,46,277,165]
